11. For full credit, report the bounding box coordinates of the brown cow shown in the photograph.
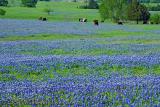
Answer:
[93,20,99,26]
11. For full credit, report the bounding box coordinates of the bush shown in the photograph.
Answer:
[0,9,6,16]
[21,0,38,7]
[150,14,160,24]
[0,0,8,6]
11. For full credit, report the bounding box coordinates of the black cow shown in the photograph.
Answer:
[118,21,123,25]
[42,18,47,21]
[38,17,47,21]
[143,20,148,24]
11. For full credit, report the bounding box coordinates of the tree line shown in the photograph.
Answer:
[99,0,153,24]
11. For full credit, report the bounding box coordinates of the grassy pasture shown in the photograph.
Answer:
[0,1,101,21]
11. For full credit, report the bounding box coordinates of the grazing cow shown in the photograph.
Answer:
[79,18,87,22]
[143,21,148,24]
[42,18,47,21]
[38,17,47,21]
[118,21,123,25]
[93,20,99,26]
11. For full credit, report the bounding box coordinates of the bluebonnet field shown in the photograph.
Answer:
[0,19,160,106]
[1,19,160,37]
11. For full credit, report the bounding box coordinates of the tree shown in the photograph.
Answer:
[127,0,150,24]
[0,0,8,6]
[21,0,38,7]
[99,0,127,22]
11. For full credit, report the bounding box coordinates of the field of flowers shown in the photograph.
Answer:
[0,19,160,106]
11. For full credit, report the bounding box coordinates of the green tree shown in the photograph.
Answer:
[127,0,150,24]
[99,0,127,22]
[0,0,8,6]
[21,0,38,7]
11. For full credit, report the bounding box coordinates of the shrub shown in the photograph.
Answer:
[150,14,160,24]
[21,0,38,7]
[0,9,6,16]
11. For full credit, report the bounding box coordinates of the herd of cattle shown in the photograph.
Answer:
[38,17,124,25]
[38,17,109,26]
[79,18,100,26]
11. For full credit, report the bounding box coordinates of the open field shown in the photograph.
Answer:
[0,1,100,21]
[0,1,160,106]
[0,1,160,22]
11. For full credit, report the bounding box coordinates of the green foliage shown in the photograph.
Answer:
[140,0,160,3]
[0,2,100,21]
[148,4,160,11]
[79,0,99,9]
[127,0,150,24]
[0,8,6,15]
[99,0,127,22]
[21,0,38,7]
[150,13,160,24]
[0,0,8,6]
[39,0,50,1]
[88,0,99,9]
[7,0,21,7]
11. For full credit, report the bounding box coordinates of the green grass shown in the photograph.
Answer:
[1,1,160,21]
[1,64,159,82]
[131,24,160,30]
[0,30,149,41]
[0,34,91,41]
[0,1,101,21]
